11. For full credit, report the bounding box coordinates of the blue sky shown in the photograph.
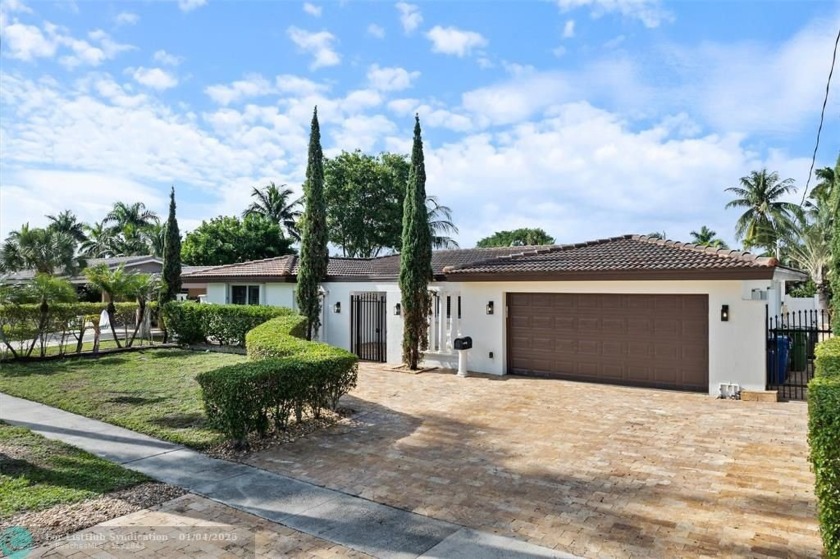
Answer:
[1,0,838,249]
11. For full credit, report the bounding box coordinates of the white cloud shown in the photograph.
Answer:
[178,0,207,12]
[1,0,33,15]
[205,74,273,105]
[0,20,132,67]
[275,74,328,96]
[563,19,575,38]
[130,67,179,90]
[287,26,340,69]
[367,64,419,91]
[367,23,385,39]
[1,21,58,60]
[395,2,421,34]
[426,25,487,57]
[114,12,139,26]
[557,0,673,28]
[153,49,182,66]
[462,72,572,126]
[303,2,322,17]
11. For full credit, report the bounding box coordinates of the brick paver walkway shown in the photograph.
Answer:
[30,494,370,558]
[248,365,821,559]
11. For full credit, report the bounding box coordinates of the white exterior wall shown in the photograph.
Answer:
[206,283,227,304]
[424,280,768,396]
[320,282,403,363]
[206,278,770,396]
[265,283,295,308]
[783,295,819,315]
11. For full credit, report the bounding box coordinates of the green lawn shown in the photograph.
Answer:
[0,422,149,519]
[0,350,245,449]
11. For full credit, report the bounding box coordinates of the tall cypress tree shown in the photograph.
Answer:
[160,186,182,342]
[297,107,329,340]
[399,115,432,369]
[831,158,840,336]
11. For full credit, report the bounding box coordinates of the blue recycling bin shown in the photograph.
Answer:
[767,335,791,385]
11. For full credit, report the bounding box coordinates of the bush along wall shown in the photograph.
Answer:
[196,315,358,448]
[0,302,149,359]
[809,337,840,558]
[161,302,295,347]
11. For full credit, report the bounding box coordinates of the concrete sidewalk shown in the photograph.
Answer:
[0,393,577,559]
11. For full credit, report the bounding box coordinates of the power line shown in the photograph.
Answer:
[799,24,840,207]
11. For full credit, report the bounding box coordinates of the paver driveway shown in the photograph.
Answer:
[248,364,820,559]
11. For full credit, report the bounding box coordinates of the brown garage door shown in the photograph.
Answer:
[507,293,709,391]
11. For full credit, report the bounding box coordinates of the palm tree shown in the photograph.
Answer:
[689,226,729,249]
[0,225,80,276]
[84,264,136,348]
[809,155,838,207]
[785,219,832,312]
[143,222,166,258]
[80,221,117,258]
[243,183,303,241]
[104,201,159,231]
[725,169,803,256]
[427,196,459,250]
[46,210,87,243]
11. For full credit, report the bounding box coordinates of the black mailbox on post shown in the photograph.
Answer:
[454,336,472,350]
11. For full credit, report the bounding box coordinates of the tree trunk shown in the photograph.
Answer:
[129,301,145,347]
[107,301,122,349]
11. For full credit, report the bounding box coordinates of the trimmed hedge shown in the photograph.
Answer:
[161,302,294,347]
[809,337,840,558]
[196,316,358,447]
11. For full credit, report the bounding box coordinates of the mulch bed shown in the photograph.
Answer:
[1,482,185,550]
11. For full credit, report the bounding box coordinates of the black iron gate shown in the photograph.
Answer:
[351,292,387,362]
[766,307,833,401]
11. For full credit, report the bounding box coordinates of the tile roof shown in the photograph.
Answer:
[443,235,781,276]
[181,256,295,279]
[3,255,161,283]
[177,235,802,282]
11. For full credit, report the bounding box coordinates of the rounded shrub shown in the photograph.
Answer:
[197,315,358,447]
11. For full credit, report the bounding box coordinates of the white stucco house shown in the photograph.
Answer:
[182,234,806,396]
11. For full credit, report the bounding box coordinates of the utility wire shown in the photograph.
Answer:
[799,25,840,207]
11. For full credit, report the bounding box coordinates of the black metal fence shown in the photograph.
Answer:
[766,307,833,401]
[350,292,387,363]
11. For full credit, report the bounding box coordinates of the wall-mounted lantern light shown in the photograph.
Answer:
[486,301,494,315]
[333,302,341,314]
[394,303,401,316]
[721,304,729,322]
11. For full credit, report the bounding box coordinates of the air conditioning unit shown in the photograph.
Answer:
[751,289,768,301]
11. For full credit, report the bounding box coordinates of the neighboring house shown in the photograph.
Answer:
[182,235,806,396]
[5,255,209,299]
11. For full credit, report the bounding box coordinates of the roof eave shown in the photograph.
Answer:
[443,268,778,282]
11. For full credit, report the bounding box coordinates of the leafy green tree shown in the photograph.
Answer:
[181,215,294,266]
[159,187,182,343]
[689,226,729,249]
[297,107,329,341]
[829,158,840,336]
[325,151,458,256]
[325,150,403,257]
[646,231,667,240]
[0,224,81,275]
[476,228,555,248]
[46,210,87,244]
[143,223,166,258]
[243,182,302,241]
[725,169,802,256]
[399,115,432,370]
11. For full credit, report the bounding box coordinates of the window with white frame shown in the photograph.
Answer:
[231,285,260,305]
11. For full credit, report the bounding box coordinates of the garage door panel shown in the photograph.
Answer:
[507,293,708,391]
